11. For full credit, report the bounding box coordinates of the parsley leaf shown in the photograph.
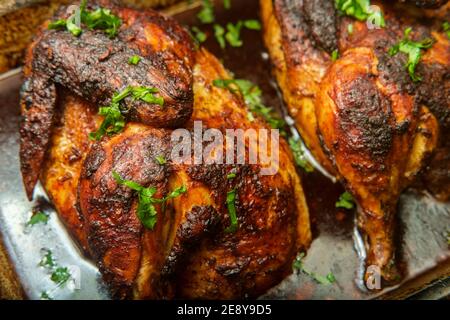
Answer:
[347,23,354,35]
[27,211,49,226]
[197,0,214,24]
[331,49,339,61]
[213,24,226,48]
[48,0,121,38]
[112,172,187,229]
[388,27,434,82]
[227,172,236,179]
[335,0,385,28]
[224,189,238,233]
[39,249,57,269]
[243,19,261,30]
[213,20,261,49]
[48,19,67,30]
[444,22,450,39]
[212,78,285,131]
[51,267,71,286]
[335,191,355,209]
[131,86,164,105]
[89,102,125,141]
[225,21,244,47]
[288,137,314,173]
[40,291,53,300]
[82,6,121,38]
[90,86,163,140]
[66,8,82,37]
[128,55,141,65]
[293,252,336,285]
[191,26,207,43]
[155,155,166,165]
[223,0,231,10]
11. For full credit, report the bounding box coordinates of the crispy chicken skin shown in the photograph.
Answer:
[20,1,195,200]
[23,3,311,299]
[261,0,449,284]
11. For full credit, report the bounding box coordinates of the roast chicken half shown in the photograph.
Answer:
[261,0,449,284]
[19,1,311,299]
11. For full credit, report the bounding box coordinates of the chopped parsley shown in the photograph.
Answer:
[335,0,385,29]
[191,26,207,43]
[223,0,231,9]
[27,211,49,226]
[131,86,164,105]
[51,267,71,286]
[288,137,314,173]
[155,155,166,165]
[225,21,244,47]
[211,20,261,49]
[331,49,339,61]
[224,189,238,233]
[48,0,121,38]
[335,191,355,209]
[89,86,163,140]
[112,172,187,229]
[212,78,285,131]
[243,19,261,30]
[128,55,141,65]
[40,291,53,300]
[39,249,57,269]
[197,0,214,24]
[293,252,336,285]
[214,24,226,48]
[347,23,354,35]
[388,27,434,82]
[227,172,236,179]
[443,22,450,39]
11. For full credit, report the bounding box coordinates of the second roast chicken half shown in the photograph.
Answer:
[261,0,449,283]
[19,1,311,298]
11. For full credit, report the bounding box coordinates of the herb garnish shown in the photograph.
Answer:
[293,252,336,285]
[388,27,434,82]
[213,78,285,131]
[227,172,236,179]
[331,49,339,61]
[335,0,385,29]
[40,291,53,300]
[112,172,187,229]
[288,138,314,173]
[214,24,226,48]
[27,211,49,226]
[335,191,355,209]
[347,23,354,35]
[443,22,450,39]
[128,55,141,65]
[39,249,57,269]
[39,249,72,287]
[48,0,121,38]
[89,86,163,140]
[224,189,238,233]
[51,267,71,286]
[192,26,207,43]
[223,0,231,9]
[155,155,166,165]
[197,0,215,24]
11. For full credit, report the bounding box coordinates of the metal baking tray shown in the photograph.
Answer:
[0,0,449,300]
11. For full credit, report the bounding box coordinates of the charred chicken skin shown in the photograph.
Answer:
[22,2,311,299]
[261,0,449,284]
